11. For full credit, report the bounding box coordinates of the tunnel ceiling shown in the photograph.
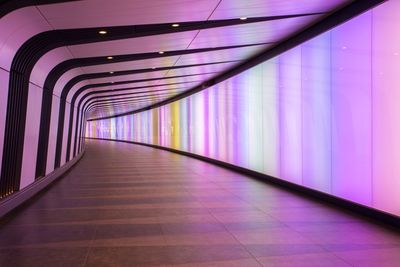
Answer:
[14,0,351,120]
[0,0,386,201]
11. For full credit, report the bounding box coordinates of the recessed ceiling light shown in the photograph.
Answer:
[107,56,113,60]
[171,23,180,27]
[152,67,156,69]
[109,71,114,74]
[98,30,107,35]
[158,51,164,54]
[239,17,248,21]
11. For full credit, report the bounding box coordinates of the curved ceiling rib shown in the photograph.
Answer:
[88,92,183,111]
[87,88,189,109]
[87,91,187,112]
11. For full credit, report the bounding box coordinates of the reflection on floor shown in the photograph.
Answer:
[0,139,399,266]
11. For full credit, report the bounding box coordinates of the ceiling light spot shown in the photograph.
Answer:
[109,71,114,74]
[239,17,248,21]
[341,46,347,50]
[158,51,164,54]
[98,30,107,35]
[152,67,156,69]
[172,23,180,27]
[107,56,114,60]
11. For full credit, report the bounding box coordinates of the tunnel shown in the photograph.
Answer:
[0,0,399,266]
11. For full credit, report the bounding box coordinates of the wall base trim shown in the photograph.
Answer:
[87,137,400,229]
[0,150,85,218]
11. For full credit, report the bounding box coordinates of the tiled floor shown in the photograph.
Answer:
[1,139,399,266]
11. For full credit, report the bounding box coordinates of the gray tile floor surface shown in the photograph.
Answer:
[0,139,399,266]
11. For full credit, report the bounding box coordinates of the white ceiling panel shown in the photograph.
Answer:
[89,98,167,118]
[189,15,320,49]
[152,73,216,86]
[175,45,270,66]
[84,79,201,96]
[89,89,187,105]
[165,61,238,77]
[87,70,170,85]
[38,0,220,29]
[84,81,160,95]
[86,83,194,100]
[211,0,350,19]
[80,56,181,73]
[68,31,199,58]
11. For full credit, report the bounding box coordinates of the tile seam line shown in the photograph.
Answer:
[221,178,356,266]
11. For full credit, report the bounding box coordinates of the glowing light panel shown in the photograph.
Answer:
[86,2,400,216]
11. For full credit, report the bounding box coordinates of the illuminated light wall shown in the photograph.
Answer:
[87,1,400,216]
[372,1,400,214]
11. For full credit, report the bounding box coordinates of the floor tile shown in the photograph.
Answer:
[0,140,399,266]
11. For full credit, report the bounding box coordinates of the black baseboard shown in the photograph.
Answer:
[86,137,400,229]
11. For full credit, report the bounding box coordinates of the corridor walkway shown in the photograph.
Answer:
[0,139,399,266]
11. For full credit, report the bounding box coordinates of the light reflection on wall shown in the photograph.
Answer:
[86,1,400,216]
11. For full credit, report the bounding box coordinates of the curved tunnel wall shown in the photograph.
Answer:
[0,4,87,199]
[87,1,400,217]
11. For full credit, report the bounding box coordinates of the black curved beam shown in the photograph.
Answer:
[76,58,233,108]
[0,0,78,18]
[76,81,199,154]
[66,60,236,85]
[86,90,188,111]
[81,82,197,110]
[2,14,303,194]
[89,100,160,114]
[88,98,175,114]
[69,74,210,163]
[89,99,159,111]
[85,87,188,108]
[88,92,180,111]
[71,73,218,160]
[85,87,188,110]
[80,82,197,122]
